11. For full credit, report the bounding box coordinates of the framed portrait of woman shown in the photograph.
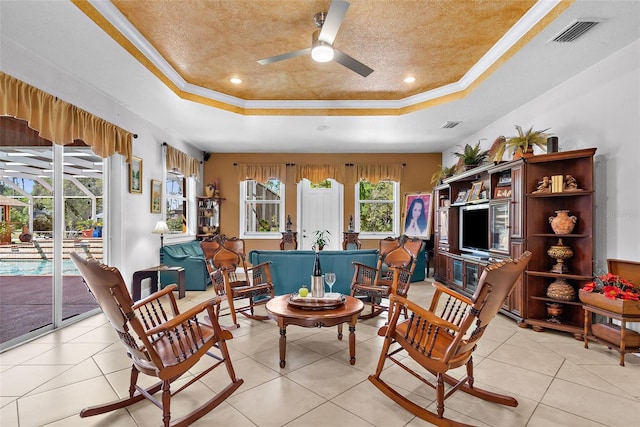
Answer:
[403,192,433,239]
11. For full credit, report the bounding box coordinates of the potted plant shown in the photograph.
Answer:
[495,125,551,160]
[312,229,330,251]
[430,164,458,185]
[452,142,490,171]
[579,273,640,315]
[0,221,13,244]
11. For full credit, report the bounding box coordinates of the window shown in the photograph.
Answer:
[166,172,187,234]
[355,180,400,237]
[240,179,284,238]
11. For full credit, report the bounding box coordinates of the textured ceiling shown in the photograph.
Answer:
[2,1,638,154]
[109,0,537,101]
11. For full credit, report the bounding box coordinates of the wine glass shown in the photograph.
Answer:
[324,272,336,295]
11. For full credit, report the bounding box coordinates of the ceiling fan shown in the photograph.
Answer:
[257,0,374,77]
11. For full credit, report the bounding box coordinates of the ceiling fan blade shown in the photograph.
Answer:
[257,48,311,65]
[318,0,349,44]
[334,49,374,77]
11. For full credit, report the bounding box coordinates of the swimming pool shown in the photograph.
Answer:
[0,259,79,275]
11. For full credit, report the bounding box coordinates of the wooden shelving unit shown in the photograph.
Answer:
[434,148,596,335]
[196,196,223,240]
[522,148,596,338]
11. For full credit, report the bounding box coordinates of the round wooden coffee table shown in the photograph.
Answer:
[266,294,365,368]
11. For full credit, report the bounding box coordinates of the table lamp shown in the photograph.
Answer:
[153,220,170,266]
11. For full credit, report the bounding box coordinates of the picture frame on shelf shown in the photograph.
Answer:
[150,179,162,213]
[128,156,142,194]
[494,186,512,199]
[403,192,433,239]
[454,190,469,204]
[468,182,484,201]
[498,173,512,185]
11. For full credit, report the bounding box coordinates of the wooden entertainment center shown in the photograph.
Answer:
[433,148,596,337]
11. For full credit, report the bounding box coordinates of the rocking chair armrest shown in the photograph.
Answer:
[431,281,473,305]
[389,294,461,332]
[132,284,178,310]
[144,298,223,336]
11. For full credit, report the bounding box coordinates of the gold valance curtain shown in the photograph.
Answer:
[0,72,133,162]
[295,164,345,184]
[355,163,403,183]
[165,145,201,180]
[236,163,286,182]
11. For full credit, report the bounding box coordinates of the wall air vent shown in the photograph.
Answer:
[550,19,602,43]
[441,121,461,129]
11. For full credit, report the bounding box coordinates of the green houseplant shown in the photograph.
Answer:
[452,142,490,171]
[494,125,551,160]
[430,164,458,185]
[0,221,13,244]
[312,229,330,251]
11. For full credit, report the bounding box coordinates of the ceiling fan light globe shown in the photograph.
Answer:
[312,44,334,62]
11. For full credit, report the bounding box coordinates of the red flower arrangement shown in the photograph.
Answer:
[582,273,639,301]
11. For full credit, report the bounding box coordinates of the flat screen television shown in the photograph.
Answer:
[460,203,490,256]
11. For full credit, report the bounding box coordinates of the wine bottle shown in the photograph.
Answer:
[311,250,325,297]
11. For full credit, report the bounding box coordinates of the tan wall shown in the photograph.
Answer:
[203,153,441,252]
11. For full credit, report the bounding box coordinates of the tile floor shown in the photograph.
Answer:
[1,278,639,426]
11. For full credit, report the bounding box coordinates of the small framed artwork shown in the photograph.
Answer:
[498,172,512,186]
[454,190,469,204]
[494,186,512,199]
[150,179,162,213]
[129,156,143,194]
[468,182,484,201]
[403,192,434,239]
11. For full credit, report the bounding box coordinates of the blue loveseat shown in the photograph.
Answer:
[160,240,210,291]
[248,249,379,296]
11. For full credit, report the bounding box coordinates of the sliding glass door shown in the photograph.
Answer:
[0,121,102,350]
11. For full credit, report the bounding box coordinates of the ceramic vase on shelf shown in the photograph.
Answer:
[547,239,573,274]
[549,210,577,234]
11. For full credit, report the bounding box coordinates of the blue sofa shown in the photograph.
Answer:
[160,241,210,291]
[248,249,379,296]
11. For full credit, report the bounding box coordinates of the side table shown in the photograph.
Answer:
[583,304,640,366]
[342,231,361,250]
[279,231,298,250]
[132,265,186,301]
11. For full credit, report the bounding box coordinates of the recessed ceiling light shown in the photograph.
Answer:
[230,77,243,84]
[403,76,416,83]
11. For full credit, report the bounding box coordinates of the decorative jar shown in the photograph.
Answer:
[547,239,573,274]
[546,278,575,301]
[549,210,577,234]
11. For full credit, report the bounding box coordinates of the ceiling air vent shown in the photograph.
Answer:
[550,19,602,43]
[441,121,461,129]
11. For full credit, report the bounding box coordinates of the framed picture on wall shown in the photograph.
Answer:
[150,179,162,213]
[129,156,143,193]
[403,192,433,239]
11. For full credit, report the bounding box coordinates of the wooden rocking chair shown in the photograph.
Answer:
[350,235,424,319]
[369,251,532,426]
[201,235,274,329]
[69,252,243,427]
